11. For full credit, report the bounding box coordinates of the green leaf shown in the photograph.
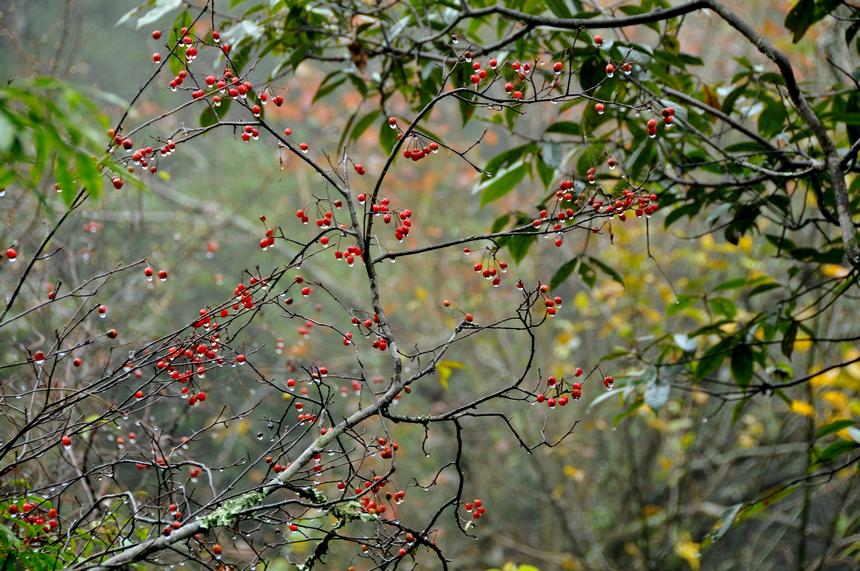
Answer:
[478,161,526,206]
[714,277,750,291]
[781,320,799,358]
[578,261,596,288]
[168,10,192,77]
[76,153,101,200]
[730,344,754,389]
[535,152,555,186]
[550,258,579,289]
[749,282,781,297]
[54,159,76,207]
[481,143,533,183]
[491,214,511,233]
[540,142,563,169]
[0,110,15,151]
[199,97,232,128]
[784,0,820,42]
[816,440,859,464]
[708,297,737,319]
[579,57,604,91]
[378,117,398,153]
[721,82,748,115]
[587,256,624,286]
[312,71,345,103]
[736,485,798,524]
[545,0,574,18]
[350,110,380,142]
[544,121,580,136]
[664,201,702,228]
[137,0,182,29]
[816,419,855,439]
[702,503,743,548]
[695,336,735,381]
[116,5,142,27]
[757,96,788,137]
[643,368,670,411]
[500,234,537,264]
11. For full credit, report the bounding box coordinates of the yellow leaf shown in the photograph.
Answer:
[674,534,700,571]
[822,264,850,278]
[789,400,815,417]
[642,504,662,518]
[794,334,813,353]
[437,360,464,390]
[844,348,860,379]
[563,465,585,482]
[821,391,848,411]
[235,418,250,435]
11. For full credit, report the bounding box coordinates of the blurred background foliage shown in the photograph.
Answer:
[1,0,859,570]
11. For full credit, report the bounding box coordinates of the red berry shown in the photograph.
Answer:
[151,30,162,40]
[5,248,17,261]
[112,177,124,190]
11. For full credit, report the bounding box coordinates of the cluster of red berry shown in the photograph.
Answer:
[464,247,509,287]
[5,501,61,542]
[463,498,486,520]
[535,368,616,408]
